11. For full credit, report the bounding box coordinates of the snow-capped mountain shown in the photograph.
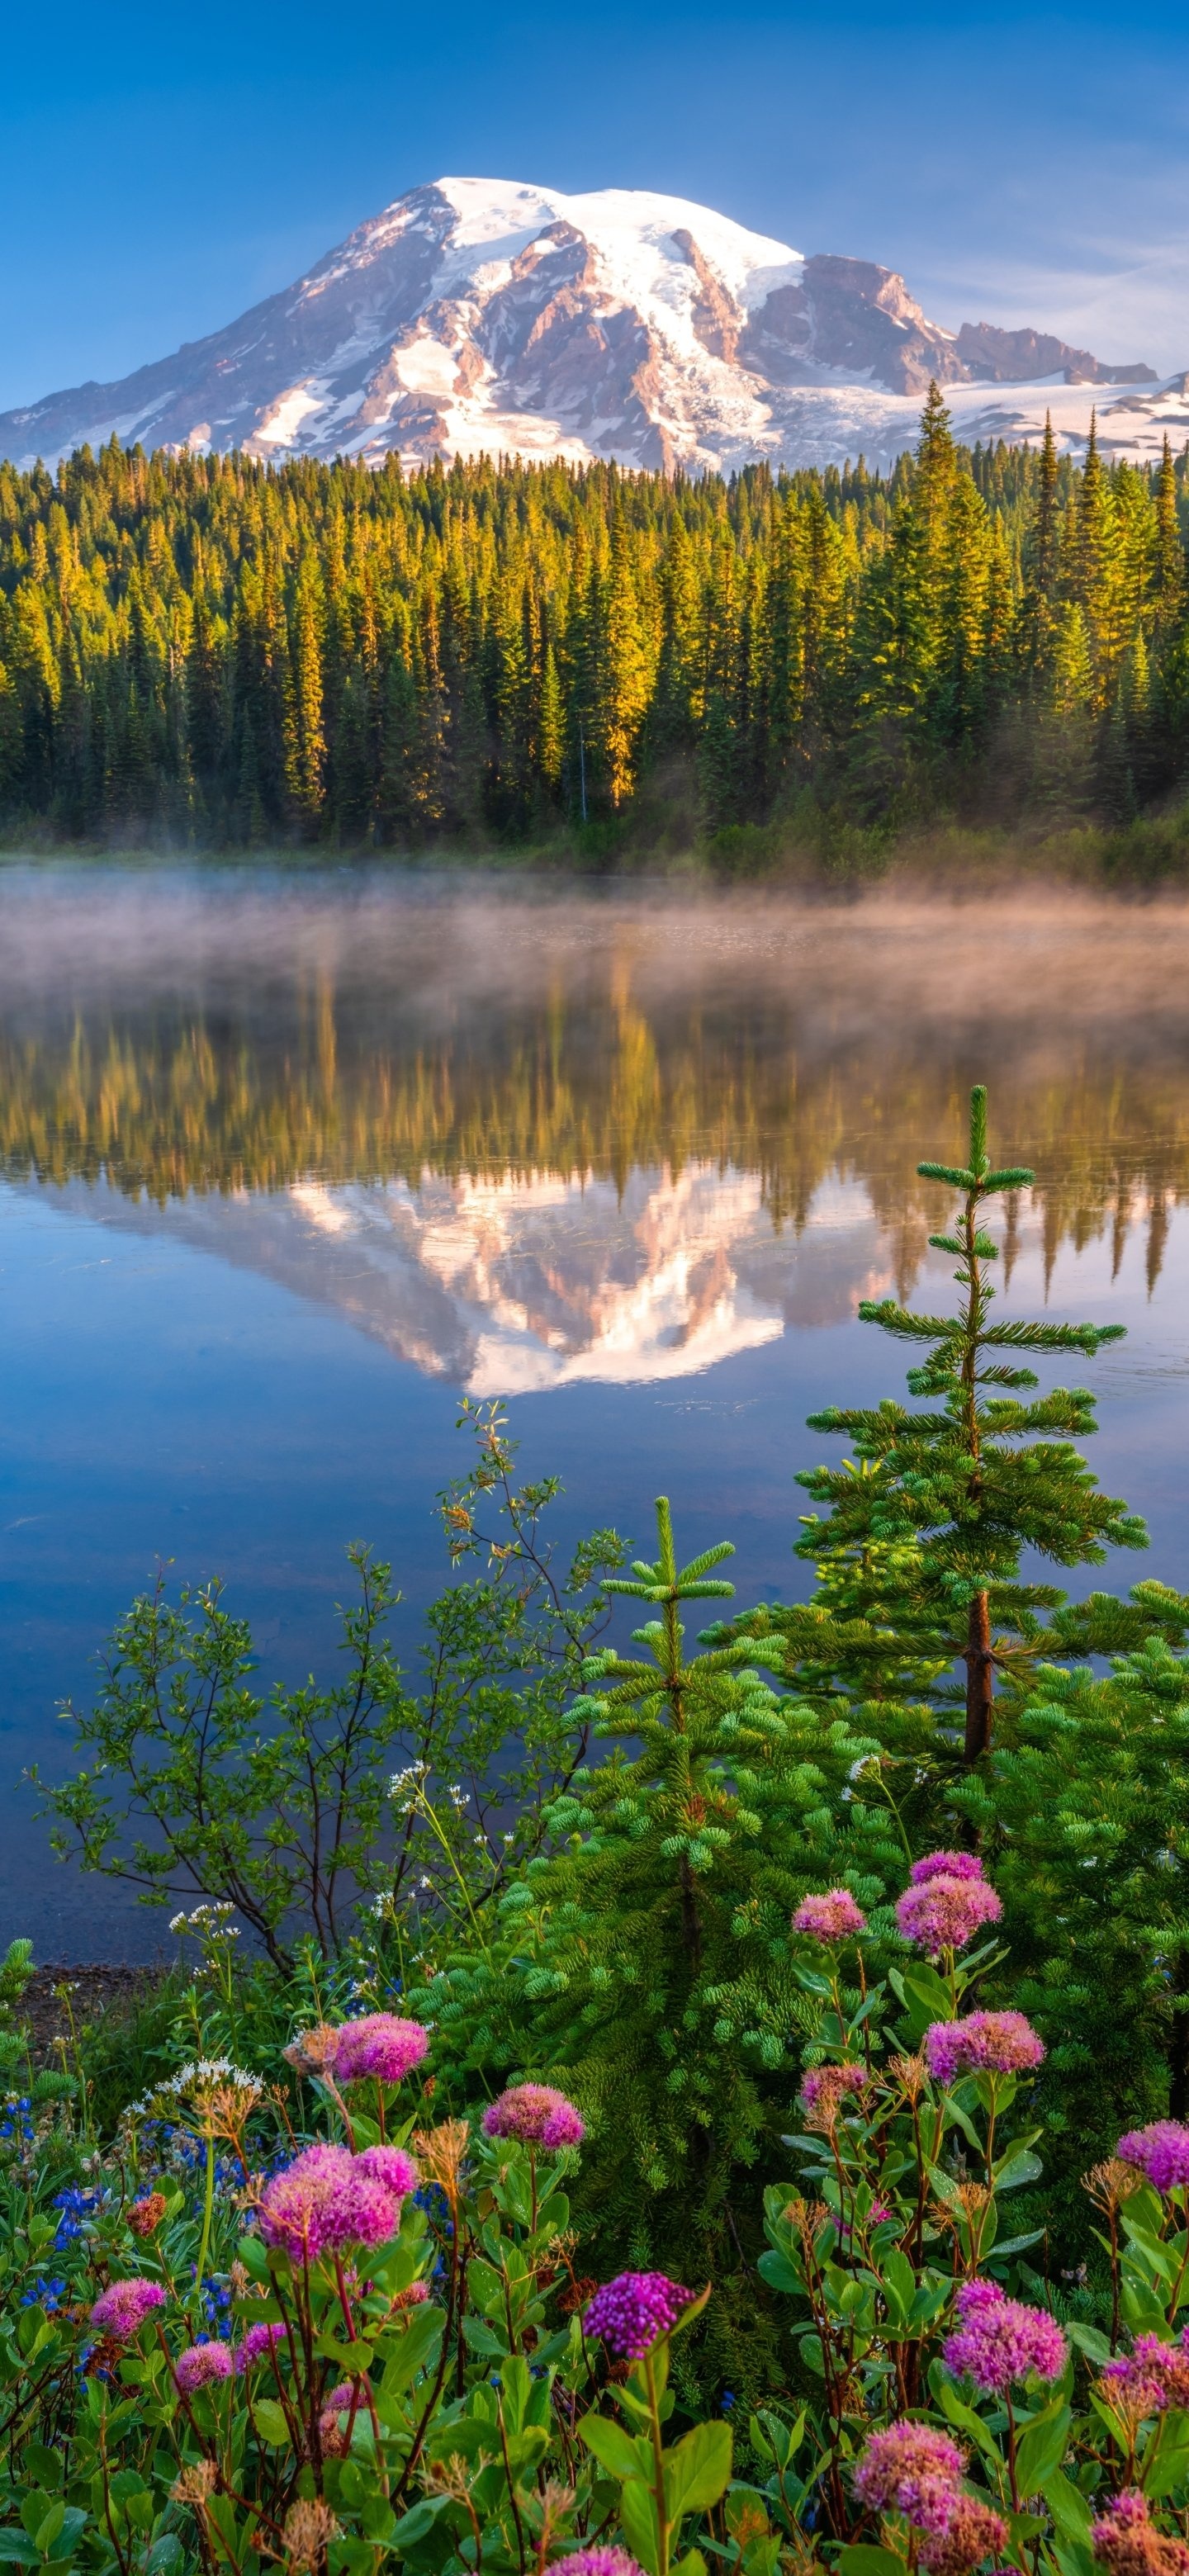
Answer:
[0,175,1177,478]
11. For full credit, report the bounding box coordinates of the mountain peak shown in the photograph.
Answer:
[0,176,1169,477]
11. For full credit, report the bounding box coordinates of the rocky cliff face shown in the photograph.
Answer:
[0,175,1163,477]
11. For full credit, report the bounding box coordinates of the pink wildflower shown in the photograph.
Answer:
[258,2142,353,2261]
[584,2271,692,2360]
[319,2379,361,2456]
[549,2555,646,2576]
[943,2277,1068,2394]
[89,2278,168,2339]
[258,2140,405,2261]
[920,2498,1009,2576]
[896,1874,1002,1960]
[910,1851,987,1886]
[482,2084,585,2149]
[1117,2123,1189,2195]
[869,2200,893,2223]
[799,2061,873,2126]
[332,2015,429,2085]
[356,2144,419,2199]
[235,2321,287,2372]
[793,1889,868,1940]
[1101,2337,1189,2416]
[174,2341,234,2393]
[852,2422,967,2531]
[924,2011,1045,2082]
[324,2170,405,2249]
[1092,2490,1189,2576]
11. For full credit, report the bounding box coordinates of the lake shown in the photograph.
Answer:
[4,863,1189,1958]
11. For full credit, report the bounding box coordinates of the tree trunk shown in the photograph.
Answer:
[964,1589,994,1763]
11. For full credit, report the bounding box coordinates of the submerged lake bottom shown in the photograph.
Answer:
[3,863,1189,1957]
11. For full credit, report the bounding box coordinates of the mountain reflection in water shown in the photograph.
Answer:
[3,871,1189,1387]
[7,866,1189,1953]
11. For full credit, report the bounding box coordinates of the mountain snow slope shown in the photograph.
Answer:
[0,176,1174,478]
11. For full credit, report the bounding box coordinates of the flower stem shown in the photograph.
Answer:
[195,2133,216,2299]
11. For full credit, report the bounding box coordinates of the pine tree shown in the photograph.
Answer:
[2,431,1187,845]
[1020,410,1060,671]
[419,1499,906,2384]
[599,505,652,807]
[1153,434,1187,634]
[745,1087,1147,1764]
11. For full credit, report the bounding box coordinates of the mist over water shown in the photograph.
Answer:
[3,861,1189,1955]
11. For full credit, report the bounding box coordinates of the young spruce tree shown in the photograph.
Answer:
[728,1086,1148,1760]
[420,1499,910,2389]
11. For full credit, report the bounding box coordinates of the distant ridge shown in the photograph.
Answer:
[2,176,1182,477]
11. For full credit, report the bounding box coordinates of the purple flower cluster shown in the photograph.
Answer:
[852,2423,967,2533]
[942,2277,1068,2395]
[584,2271,691,2361]
[920,2496,1011,2576]
[793,1889,868,1941]
[799,2061,872,2122]
[234,2320,287,2373]
[258,2139,418,2262]
[89,2278,168,2339]
[1117,2122,1189,2195]
[332,2015,430,2086]
[910,1851,987,1886]
[924,2010,1045,2082]
[896,1854,1002,1960]
[1101,2335,1189,2416]
[852,2422,1006,2572]
[1092,2488,1189,2576]
[549,2555,646,2576]
[482,2084,585,2148]
[174,2340,234,2393]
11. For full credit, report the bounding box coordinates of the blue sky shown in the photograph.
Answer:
[2,0,1188,411]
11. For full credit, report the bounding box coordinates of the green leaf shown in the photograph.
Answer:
[879,2247,917,2322]
[932,2372,1007,2467]
[579,2412,650,2483]
[663,2420,732,2520]
[252,2399,291,2446]
[756,2250,802,2294]
[1013,2403,1071,2495]
[1140,2406,1189,2500]
[462,2316,506,2356]
[34,2507,64,2555]
[387,2500,448,2550]
[1066,2322,1113,2367]
[1043,2469,1092,2542]
[377,2302,443,2396]
[618,2476,662,2576]
[467,2256,507,2322]
[994,2151,1044,2192]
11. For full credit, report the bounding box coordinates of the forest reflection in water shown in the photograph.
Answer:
[2,869,1189,1387]
[6,864,1189,1951]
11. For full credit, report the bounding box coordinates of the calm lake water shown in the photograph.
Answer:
[4,864,1189,1958]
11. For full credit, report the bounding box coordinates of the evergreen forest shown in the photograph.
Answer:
[5,390,1189,854]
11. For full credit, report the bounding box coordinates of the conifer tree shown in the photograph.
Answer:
[1020,410,1060,671]
[419,1499,907,2370]
[1153,434,1187,634]
[732,1088,1147,1763]
[4,426,1189,844]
